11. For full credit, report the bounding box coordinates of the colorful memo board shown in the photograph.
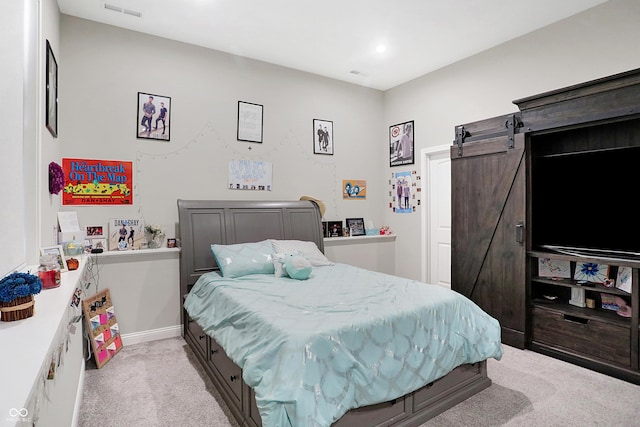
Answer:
[82,288,123,368]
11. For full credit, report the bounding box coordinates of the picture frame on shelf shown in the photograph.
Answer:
[86,225,105,238]
[573,262,609,283]
[345,218,366,236]
[616,266,632,293]
[237,101,263,143]
[137,92,171,141]
[313,119,334,155]
[167,238,177,248]
[40,244,68,273]
[327,221,343,238]
[45,40,58,138]
[389,120,414,167]
[538,258,571,279]
[90,238,108,252]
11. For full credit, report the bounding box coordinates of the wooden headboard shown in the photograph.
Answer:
[177,199,324,321]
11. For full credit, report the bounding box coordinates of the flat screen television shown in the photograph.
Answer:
[531,145,640,259]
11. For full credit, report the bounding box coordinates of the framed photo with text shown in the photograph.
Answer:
[237,101,263,143]
[389,120,414,167]
[137,92,171,141]
[345,218,366,236]
[313,119,334,155]
[46,40,58,138]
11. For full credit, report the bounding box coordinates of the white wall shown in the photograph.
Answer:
[58,15,387,334]
[384,0,640,280]
[39,0,63,253]
[58,15,387,239]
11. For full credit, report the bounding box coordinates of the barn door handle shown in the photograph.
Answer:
[516,221,524,245]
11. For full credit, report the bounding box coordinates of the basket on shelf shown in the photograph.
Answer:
[0,295,35,322]
[0,272,42,322]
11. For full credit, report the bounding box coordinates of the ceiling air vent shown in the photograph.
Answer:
[104,3,142,18]
[123,9,142,18]
[104,3,122,13]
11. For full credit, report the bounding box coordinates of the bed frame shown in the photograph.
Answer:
[177,199,492,427]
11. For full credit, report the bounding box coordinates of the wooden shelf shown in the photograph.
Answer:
[532,276,631,297]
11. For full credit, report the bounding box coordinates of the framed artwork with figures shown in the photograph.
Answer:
[389,120,414,166]
[46,40,58,138]
[313,119,333,155]
[137,92,171,141]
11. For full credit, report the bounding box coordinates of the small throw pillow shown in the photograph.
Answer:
[211,240,275,278]
[283,253,312,280]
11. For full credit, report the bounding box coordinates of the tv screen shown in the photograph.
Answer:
[531,146,640,257]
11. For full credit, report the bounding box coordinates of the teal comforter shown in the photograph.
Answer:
[184,263,503,427]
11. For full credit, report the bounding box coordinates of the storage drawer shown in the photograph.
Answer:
[532,306,630,367]
[210,340,243,402]
[412,362,483,411]
[186,317,207,357]
[333,395,408,427]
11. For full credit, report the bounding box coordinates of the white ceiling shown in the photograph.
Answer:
[57,0,607,91]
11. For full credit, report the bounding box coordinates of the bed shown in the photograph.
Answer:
[177,199,503,427]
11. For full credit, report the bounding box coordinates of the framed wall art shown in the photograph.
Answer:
[389,120,414,166]
[313,119,333,155]
[137,92,171,141]
[46,40,58,138]
[237,101,263,143]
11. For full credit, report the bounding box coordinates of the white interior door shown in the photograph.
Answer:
[421,145,451,287]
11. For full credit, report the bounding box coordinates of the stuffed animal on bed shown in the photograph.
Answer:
[276,253,312,280]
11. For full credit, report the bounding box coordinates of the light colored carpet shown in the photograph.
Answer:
[78,337,640,427]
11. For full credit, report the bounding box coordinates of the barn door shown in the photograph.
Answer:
[450,114,526,348]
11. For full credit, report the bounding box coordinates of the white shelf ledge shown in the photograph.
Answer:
[90,247,181,257]
[324,234,396,246]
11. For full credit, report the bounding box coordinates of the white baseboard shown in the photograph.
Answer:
[71,359,85,427]
[121,324,182,346]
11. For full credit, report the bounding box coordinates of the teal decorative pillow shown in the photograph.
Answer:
[211,240,275,278]
[282,253,312,280]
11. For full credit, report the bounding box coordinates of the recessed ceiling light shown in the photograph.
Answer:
[376,44,386,54]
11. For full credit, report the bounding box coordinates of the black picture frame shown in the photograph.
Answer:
[389,120,414,167]
[345,218,366,236]
[45,40,58,138]
[313,119,334,155]
[137,92,171,141]
[237,101,263,143]
[327,221,343,238]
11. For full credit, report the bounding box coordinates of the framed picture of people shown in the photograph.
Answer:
[389,120,414,166]
[313,119,334,155]
[137,92,171,141]
[45,40,58,138]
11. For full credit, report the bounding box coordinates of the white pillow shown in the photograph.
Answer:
[269,239,333,267]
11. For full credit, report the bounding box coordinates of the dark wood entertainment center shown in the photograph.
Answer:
[451,68,640,384]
